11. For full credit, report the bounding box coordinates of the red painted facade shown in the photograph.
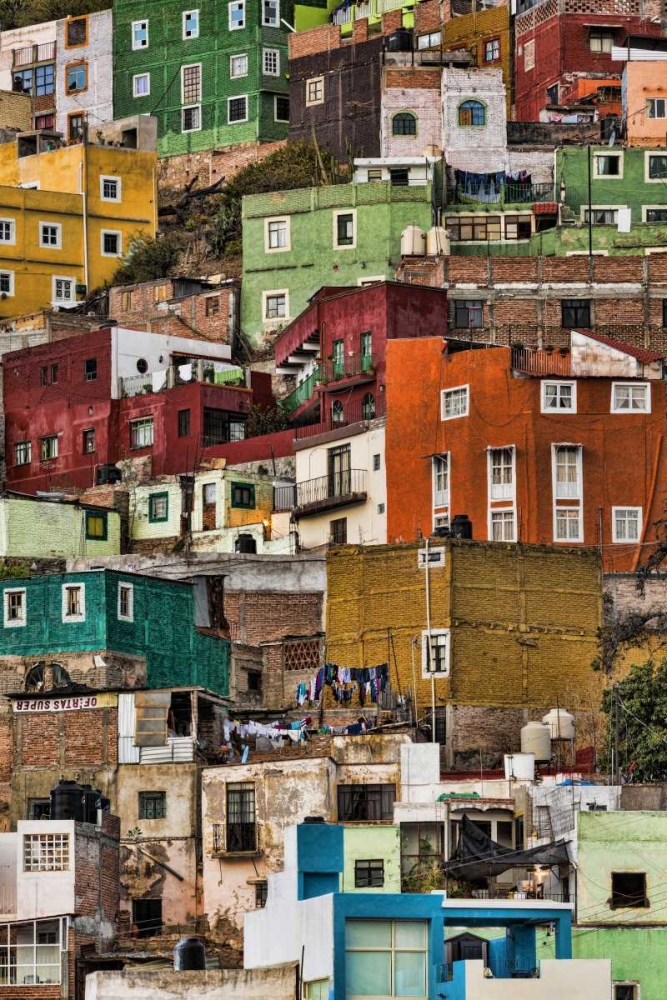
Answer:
[385,339,667,572]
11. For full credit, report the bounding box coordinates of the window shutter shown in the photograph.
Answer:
[134,690,171,746]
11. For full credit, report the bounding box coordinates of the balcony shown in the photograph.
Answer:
[511,347,572,376]
[13,42,56,66]
[446,181,556,207]
[320,352,376,386]
[296,393,385,441]
[274,483,297,512]
[120,363,246,398]
[293,469,367,517]
[281,368,320,415]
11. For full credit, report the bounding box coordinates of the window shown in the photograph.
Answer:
[338,785,395,821]
[139,791,166,819]
[178,409,191,437]
[26,64,52,97]
[489,447,514,500]
[228,95,248,123]
[594,153,622,177]
[133,899,162,938]
[647,208,667,223]
[458,100,485,126]
[182,105,201,132]
[427,707,447,745]
[392,112,417,135]
[118,582,134,621]
[491,509,515,541]
[230,53,248,77]
[362,393,375,419]
[441,385,469,420]
[100,176,121,202]
[203,407,246,446]
[183,9,199,38]
[85,511,107,541]
[40,435,58,461]
[417,30,441,48]
[0,219,15,244]
[330,517,347,544]
[14,441,30,466]
[484,37,500,61]
[360,331,372,366]
[229,1,245,28]
[68,113,84,141]
[331,399,344,425]
[264,290,287,320]
[447,215,501,242]
[263,47,279,75]
[52,276,74,305]
[355,860,385,888]
[266,217,289,251]
[614,985,639,1000]
[504,215,532,240]
[611,872,648,909]
[546,83,559,105]
[227,782,256,851]
[612,383,650,413]
[334,211,355,248]
[66,62,86,93]
[13,68,33,93]
[149,491,169,522]
[81,428,95,455]
[182,64,201,106]
[67,16,87,45]
[262,0,279,25]
[647,98,667,119]
[613,507,642,542]
[542,381,576,412]
[23,833,69,871]
[275,95,290,122]
[132,72,150,97]
[583,208,618,225]
[255,881,268,907]
[433,454,449,507]
[84,357,97,381]
[421,630,450,676]
[306,76,324,105]
[62,584,84,621]
[131,417,154,449]
[555,508,581,542]
[454,299,483,328]
[35,113,55,130]
[647,153,667,181]
[589,29,614,53]
[346,919,427,999]
[561,299,591,328]
[232,482,255,508]
[4,588,26,627]
[40,223,61,248]
[40,363,59,385]
[554,445,581,499]
[101,231,121,257]
[132,19,148,49]
[0,270,14,295]
[389,167,409,187]
[205,296,220,316]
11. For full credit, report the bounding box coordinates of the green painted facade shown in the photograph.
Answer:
[558,147,667,223]
[342,826,401,893]
[0,499,121,559]
[241,181,435,344]
[0,570,229,695]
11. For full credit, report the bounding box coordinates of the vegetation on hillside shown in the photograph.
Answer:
[599,658,667,781]
[0,0,107,28]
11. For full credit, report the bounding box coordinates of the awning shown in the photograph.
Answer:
[442,814,570,881]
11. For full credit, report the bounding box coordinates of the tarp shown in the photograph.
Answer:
[441,814,570,881]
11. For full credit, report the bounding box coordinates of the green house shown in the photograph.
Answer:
[0,570,229,696]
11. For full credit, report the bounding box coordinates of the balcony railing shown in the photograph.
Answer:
[296,393,385,440]
[446,181,555,206]
[331,0,416,23]
[120,363,246,397]
[294,469,367,514]
[13,41,55,66]
[320,352,376,385]
[511,347,572,376]
[282,368,320,415]
[274,483,297,511]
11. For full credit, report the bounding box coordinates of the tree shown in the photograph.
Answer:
[111,234,184,287]
[600,657,667,782]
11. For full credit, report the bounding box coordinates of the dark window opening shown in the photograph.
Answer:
[389,167,409,186]
[203,407,246,446]
[426,706,447,745]
[247,671,262,692]
[611,872,648,909]
[454,300,483,329]
[226,782,256,851]
[330,517,347,544]
[662,299,667,329]
[275,95,290,121]
[231,482,255,508]
[67,17,87,45]
[255,881,268,907]
[29,798,51,820]
[514,815,525,848]
[139,791,166,820]
[546,83,559,105]
[205,296,220,316]
[84,357,97,381]
[561,299,591,328]
[82,428,95,454]
[168,691,192,737]
[132,899,162,938]
[614,986,638,1000]
[392,112,417,135]
[355,859,385,888]
[178,409,191,437]
[337,784,395,821]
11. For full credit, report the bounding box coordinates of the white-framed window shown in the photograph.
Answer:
[132,19,148,49]
[4,587,26,628]
[643,206,667,223]
[0,218,15,244]
[647,98,667,119]
[101,230,122,257]
[645,152,667,182]
[229,1,245,29]
[263,289,288,321]
[62,583,85,622]
[491,509,516,542]
[52,276,74,305]
[345,920,428,999]
[262,0,279,25]
[230,53,248,78]
[612,507,642,543]
[264,216,290,252]
[542,380,576,413]
[0,270,15,295]
[432,453,449,508]
[39,222,61,249]
[553,444,582,499]
[333,209,356,249]
[118,582,134,621]
[183,9,199,38]
[611,382,650,413]
[306,76,324,106]
[130,417,154,449]
[100,176,121,202]
[555,507,582,542]
[133,73,150,97]
[182,105,201,132]
[593,152,623,178]
[613,983,639,1000]
[181,63,202,104]
[488,446,514,501]
[274,95,289,122]
[40,435,58,460]
[441,385,469,420]
[417,30,441,48]
[24,833,70,871]
[263,47,280,75]
[421,629,450,677]
[228,95,248,123]
[14,440,30,466]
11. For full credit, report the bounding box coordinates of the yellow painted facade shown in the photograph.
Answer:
[443,6,512,112]
[0,138,156,318]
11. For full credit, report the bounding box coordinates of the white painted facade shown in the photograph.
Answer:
[380,84,442,158]
[354,157,438,185]
[55,10,113,137]
[571,330,663,379]
[0,21,56,94]
[442,67,508,173]
[463,958,612,999]
[0,820,75,920]
[110,326,233,398]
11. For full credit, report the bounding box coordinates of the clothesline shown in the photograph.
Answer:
[296,661,390,707]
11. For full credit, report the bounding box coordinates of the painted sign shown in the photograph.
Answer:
[13,692,117,713]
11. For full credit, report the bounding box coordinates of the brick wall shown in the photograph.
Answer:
[158,140,285,193]
[108,281,239,344]
[225,589,324,644]
[13,706,118,769]
[442,67,508,173]
[381,70,442,157]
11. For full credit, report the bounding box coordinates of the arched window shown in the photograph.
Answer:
[362,393,375,419]
[392,112,417,136]
[332,400,344,425]
[458,100,486,127]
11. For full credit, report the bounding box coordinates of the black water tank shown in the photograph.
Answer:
[79,784,101,823]
[50,779,85,822]
[96,463,122,486]
[386,27,412,50]
[174,937,206,971]
[450,514,473,540]
[235,534,257,554]
[304,815,326,824]
[98,792,111,814]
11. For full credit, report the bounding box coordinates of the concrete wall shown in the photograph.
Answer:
[85,964,299,1000]
[463,958,611,999]
[16,819,75,919]
[571,926,667,1000]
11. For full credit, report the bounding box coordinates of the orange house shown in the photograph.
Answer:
[385,331,667,572]
[624,60,667,147]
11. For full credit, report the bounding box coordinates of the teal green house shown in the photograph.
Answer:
[0,570,229,696]
[241,180,435,346]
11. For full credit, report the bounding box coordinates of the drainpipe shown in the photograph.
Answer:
[80,151,89,294]
[424,535,436,743]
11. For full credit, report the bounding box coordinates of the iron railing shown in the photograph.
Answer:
[120,363,246,397]
[511,347,572,375]
[13,42,55,66]
[294,470,367,510]
[446,182,556,206]
[274,483,297,511]
[320,352,376,384]
[282,368,320,414]
[295,394,385,441]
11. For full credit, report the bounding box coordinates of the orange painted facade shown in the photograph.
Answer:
[385,338,667,572]
[624,61,667,147]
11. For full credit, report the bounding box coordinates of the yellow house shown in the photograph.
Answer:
[0,119,157,318]
[444,6,512,114]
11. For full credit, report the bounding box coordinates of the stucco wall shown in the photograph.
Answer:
[0,498,121,558]
[85,964,299,1000]
[0,21,56,93]
[463,958,611,999]
[341,825,401,892]
[55,10,114,136]
[442,67,508,173]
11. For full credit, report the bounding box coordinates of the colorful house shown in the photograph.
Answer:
[0,19,57,130]
[0,494,121,558]
[55,10,114,140]
[558,145,667,229]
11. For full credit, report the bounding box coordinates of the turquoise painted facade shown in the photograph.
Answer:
[241,181,435,345]
[0,570,229,696]
[0,498,121,559]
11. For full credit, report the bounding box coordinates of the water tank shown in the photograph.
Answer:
[79,784,99,824]
[426,226,450,256]
[542,708,575,741]
[50,779,85,822]
[450,514,473,540]
[96,463,122,486]
[521,721,552,763]
[235,534,257,554]
[400,226,426,257]
[386,27,413,51]
[504,752,535,781]
[174,937,206,971]
[98,792,111,814]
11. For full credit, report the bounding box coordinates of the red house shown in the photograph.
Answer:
[3,326,273,494]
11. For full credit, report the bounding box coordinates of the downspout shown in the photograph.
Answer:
[80,152,89,294]
[631,429,663,572]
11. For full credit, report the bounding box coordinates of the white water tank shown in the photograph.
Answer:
[426,226,450,256]
[521,721,552,762]
[504,752,535,781]
[401,226,426,257]
[542,708,575,741]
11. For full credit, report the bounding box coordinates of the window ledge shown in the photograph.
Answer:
[212,849,263,859]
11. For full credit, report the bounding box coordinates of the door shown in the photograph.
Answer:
[328,444,351,497]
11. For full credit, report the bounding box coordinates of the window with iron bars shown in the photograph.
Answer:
[226,782,256,851]
[337,784,395,821]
